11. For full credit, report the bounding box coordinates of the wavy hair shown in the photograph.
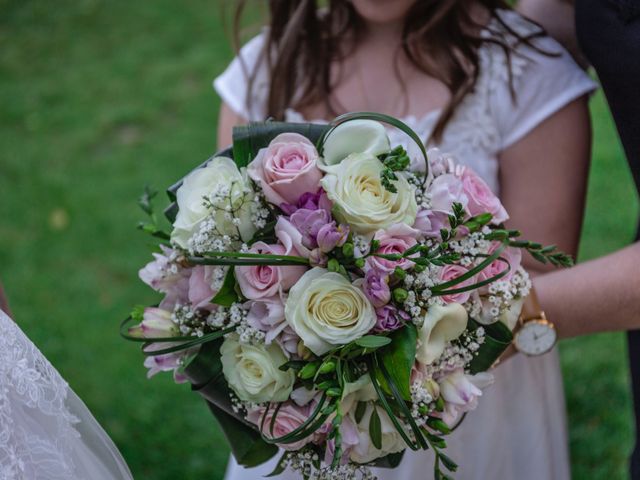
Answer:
[233,0,549,142]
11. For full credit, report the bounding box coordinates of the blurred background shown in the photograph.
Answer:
[0,1,638,478]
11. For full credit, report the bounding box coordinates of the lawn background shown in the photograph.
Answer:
[0,1,638,478]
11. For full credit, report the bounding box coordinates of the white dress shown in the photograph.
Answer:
[214,10,596,480]
[0,309,133,479]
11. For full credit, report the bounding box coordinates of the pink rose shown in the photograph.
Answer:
[235,241,306,299]
[437,264,476,304]
[247,402,314,451]
[461,169,508,224]
[367,223,419,273]
[413,209,450,238]
[478,242,522,289]
[429,173,468,214]
[247,133,323,207]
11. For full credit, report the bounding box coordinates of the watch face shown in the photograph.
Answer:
[515,321,557,356]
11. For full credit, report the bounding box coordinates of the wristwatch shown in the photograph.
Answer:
[513,287,557,356]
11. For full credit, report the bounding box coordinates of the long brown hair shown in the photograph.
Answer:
[233,0,549,142]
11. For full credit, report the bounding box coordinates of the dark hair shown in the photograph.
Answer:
[233,0,548,142]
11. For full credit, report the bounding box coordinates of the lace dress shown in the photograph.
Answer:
[0,309,133,479]
[214,10,596,480]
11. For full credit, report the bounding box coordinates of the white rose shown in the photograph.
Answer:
[349,404,407,464]
[416,303,468,365]
[321,119,390,166]
[285,268,376,355]
[220,334,294,403]
[320,152,418,235]
[171,157,256,249]
[340,375,378,414]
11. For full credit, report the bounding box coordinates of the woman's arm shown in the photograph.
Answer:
[517,0,588,67]
[217,102,248,150]
[534,242,640,338]
[499,96,592,275]
[0,282,11,316]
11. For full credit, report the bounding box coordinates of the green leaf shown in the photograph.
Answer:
[371,451,406,468]
[376,323,417,401]
[354,335,392,349]
[182,339,223,387]
[369,406,382,450]
[427,417,451,434]
[266,452,289,477]
[467,318,513,374]
[439,452,458,472]
[233,121,331,168]
[206,401,278,467]
[354,401,367,424]
[211,267,239,307]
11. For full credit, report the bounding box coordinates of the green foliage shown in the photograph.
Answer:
[379,145,411,193]
[369,406,382,449]
[375,324,417,401]
[211,267,239,307]
[0,1,637,477]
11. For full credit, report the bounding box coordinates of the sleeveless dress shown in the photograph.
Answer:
[214,10,596,480]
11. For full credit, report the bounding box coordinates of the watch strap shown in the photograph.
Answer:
[520,287,545,323]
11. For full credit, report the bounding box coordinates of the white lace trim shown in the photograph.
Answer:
[0,310,81,479]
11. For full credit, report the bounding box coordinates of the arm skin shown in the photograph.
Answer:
[217,102,247,150]
[517,0,589,67]
[499,97,592,276]
[0,282,11,317]
[534,242,640,339]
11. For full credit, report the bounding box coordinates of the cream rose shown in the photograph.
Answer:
[321,119,390,166]
[171,157,256,250]
[348,404,407,463]
[220,335,294,403]
[320,152,417,235]
[285,268,376,355]
[416,303,468,365]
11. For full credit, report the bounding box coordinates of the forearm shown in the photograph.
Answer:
[0,282,11,316]
[534,242,640,338]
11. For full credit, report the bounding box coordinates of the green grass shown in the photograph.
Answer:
[0,1,637,479]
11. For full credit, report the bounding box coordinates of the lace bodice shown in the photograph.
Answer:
[214,9,596,194]
[0,310,133,479]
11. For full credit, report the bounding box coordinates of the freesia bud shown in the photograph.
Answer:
[317,222,350,253]
[392,288,409,303]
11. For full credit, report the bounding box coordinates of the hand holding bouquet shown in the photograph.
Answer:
[123,113,571,479]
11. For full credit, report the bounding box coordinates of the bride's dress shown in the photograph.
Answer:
[0,309,133,479]
[214,10,595,480]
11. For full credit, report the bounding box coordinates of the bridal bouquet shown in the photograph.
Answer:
[122,113,571,479]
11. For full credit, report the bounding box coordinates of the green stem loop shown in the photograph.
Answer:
[319,112,430,182]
